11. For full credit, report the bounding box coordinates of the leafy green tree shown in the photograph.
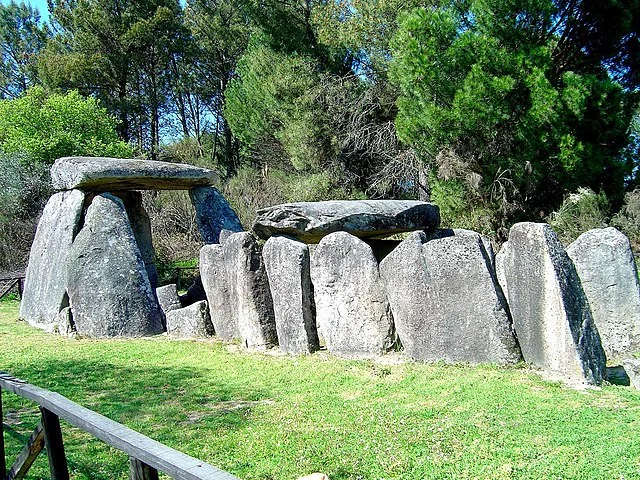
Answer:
[41,0,187,159]
[390,0,639,220]
[0,86,132,165]
[0,1,48,98]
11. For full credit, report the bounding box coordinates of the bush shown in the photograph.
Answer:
[611,188,640,251]
[547,187,610,245]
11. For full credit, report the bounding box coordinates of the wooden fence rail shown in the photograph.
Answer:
[0,276,24,302]
[0,372,240,480]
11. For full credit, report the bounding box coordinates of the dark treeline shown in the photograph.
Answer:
[1,0,640,250]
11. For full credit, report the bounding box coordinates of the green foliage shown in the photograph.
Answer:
[0,87,132,165]
[390,0,638,217]
[0,1,47,98]
[225,41,332,171]
[2,301,640,479]
[548,187,610,245]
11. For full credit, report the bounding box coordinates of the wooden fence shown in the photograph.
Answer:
[0,276,24,302]
[0,372,240,480]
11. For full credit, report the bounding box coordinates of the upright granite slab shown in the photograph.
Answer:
[67,194,164,337]
[156,284,182,315]
[310,232,396,357]
[19,189,86,328]
[201,244,238,340]
[496,222,605,384]
[200,233,277,348]
[567,228,640,363]
[114,191,159,288]
[379,231,521,364]
[263,236,319,354]
[189,186,243,243]
[253,200,440,242]
[51,156,217,191]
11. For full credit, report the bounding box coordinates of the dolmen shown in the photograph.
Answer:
[20,156,242,338]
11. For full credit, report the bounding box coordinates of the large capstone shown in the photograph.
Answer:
[51,156,217,191]
[20,189,86,328]
[263,236,319,354]
[379,231,521,364]
[310,232,396,357]
[567,228,640,363]
[113,191,159,288]
[66,193,164,337]
[200,232,277,349]
[166,300,214,338]
[495,222,605,384]
[253,200,440,243]
[189,186,243,244]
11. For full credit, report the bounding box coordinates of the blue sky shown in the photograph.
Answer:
[0,0,50,21]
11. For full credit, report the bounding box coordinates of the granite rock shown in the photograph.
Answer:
[189,186,243,244]
[166,300,214,338]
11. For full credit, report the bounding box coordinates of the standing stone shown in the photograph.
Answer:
[310,232,395,357]
[114,191,159,288]
[166,300,214,338]
[263,236,319,354]
[226,232,277,349]
[20,189,86,328]
[201,244,238,340]
[495,222,605,384]
[156,284,182,315]
[379,231,521,364]
[200,233,278,348]
[567,228,640,363]
[67,194,164,337]
[189,186,243,244]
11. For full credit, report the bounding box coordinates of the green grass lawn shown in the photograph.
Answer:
[1,299,639,480]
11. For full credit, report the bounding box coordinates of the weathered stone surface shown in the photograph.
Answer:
[166,300,214,338]
[20,190,86,327]
[622,359,640,389]
[114,191,158,288]
[200,244,237,340]
[263,236,319,354]
[310,232,395,357]
[253,200,440,242]
[567,228,640,363]
[67,194,164,337]
[226,232,277,349]
[51,156,217,191]
[52,307,75,337]
[200,233,277,348]
[380,231,521,364]
[156,284,182,315]
[496,222,605,384]
[189,186,243,244]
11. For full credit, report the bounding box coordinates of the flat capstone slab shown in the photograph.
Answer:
[51,156,217,191]
[253,200,440,243]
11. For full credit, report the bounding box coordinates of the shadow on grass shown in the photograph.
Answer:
[2,358,269,480]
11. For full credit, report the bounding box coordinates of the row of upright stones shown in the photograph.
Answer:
[201,202,640,387]
[19,157,640,387]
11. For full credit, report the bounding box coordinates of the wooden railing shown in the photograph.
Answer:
[0,372,240,480]
[0,276,24,302]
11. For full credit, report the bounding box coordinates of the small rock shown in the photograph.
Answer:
[621,359,640,389]
[156,284,182,315]
[166,300,214,338]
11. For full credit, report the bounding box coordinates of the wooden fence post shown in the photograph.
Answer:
[130,457,159,480]
[40,407,69,480]
[1,387,6,478]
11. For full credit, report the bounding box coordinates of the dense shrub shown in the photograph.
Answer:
[547,188,610,245]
